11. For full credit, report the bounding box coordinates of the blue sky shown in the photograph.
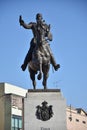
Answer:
[0,0,87,111]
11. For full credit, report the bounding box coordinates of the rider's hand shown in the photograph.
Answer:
[19,15,24,26]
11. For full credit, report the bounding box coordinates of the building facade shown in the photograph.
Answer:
[0,83,27,130]
[66,106,87,130]
[0,83,87,130]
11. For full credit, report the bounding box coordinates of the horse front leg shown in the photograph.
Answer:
[42,73,49,90]
[37,54,43,80]
[29,67,36,89]
[42,64,50,89]
[37,63,42,80]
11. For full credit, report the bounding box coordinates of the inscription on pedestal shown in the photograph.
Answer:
[41,127,50,130]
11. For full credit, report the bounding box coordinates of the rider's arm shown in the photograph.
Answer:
[21,21,33,29]
[19,15,32,29]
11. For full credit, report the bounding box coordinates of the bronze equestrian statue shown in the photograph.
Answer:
[19,13,60,89]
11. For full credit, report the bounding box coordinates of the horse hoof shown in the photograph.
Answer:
[37,73,42,80]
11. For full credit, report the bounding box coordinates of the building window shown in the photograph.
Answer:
[76,119,79,122]
[12,115,22,130]
[82,121,86,124]
[68,116,72,121]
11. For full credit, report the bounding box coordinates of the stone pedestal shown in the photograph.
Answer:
[23,89,67,130]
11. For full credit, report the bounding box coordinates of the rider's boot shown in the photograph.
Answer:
[51,55,60,71]
[21,58,29,71]
[53,64,60,71]
[21,51,32,71]
[46,45,60,71]
[21,63,27,71]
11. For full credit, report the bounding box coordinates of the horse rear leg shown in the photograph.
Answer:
[29,68,36,89]
[42,74,48,89]
[32,80,36,89]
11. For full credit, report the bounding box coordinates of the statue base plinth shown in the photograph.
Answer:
[23,89,67,130]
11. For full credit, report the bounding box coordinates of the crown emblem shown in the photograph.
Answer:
[36,101,53,121]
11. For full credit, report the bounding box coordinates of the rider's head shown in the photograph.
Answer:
[36,13,43,22]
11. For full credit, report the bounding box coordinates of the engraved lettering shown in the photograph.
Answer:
[41,127,50,130]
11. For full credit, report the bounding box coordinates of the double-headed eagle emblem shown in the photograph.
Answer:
[36,101,53,121]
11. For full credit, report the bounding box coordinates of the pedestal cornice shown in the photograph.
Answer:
[28,89,61,92]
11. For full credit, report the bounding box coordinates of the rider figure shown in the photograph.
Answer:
[19,13,60,71]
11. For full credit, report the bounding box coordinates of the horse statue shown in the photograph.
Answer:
[28,39,51,89]
[19,13,60,89]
